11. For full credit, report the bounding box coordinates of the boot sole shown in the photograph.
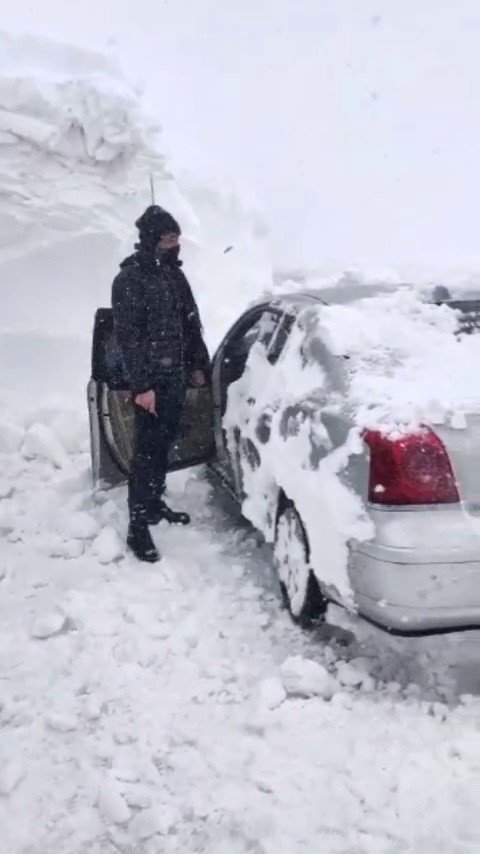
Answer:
[147,517,190,526]
[126,541,161,563]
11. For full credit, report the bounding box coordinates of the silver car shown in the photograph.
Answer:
[88,284,480,633]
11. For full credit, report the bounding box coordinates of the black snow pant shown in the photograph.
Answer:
[128,383,186,524]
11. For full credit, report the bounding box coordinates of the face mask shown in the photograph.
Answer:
[155,244,180,264]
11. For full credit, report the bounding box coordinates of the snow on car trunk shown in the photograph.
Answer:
[321,287,480,519]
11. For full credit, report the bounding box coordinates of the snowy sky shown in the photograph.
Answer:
[6,0,480,273]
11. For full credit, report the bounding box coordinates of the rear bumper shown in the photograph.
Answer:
[350,545,480,631]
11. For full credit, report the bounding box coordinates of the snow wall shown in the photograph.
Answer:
[0,31,272,407]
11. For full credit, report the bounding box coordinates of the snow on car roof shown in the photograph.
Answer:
[257,282,480,432]
[269,281,398,309]
[300,287,480,433]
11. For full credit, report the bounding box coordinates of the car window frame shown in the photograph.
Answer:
[265,311,296,365]
[214,304,283,415]
[224,305,282,351]
[219,305,283,372]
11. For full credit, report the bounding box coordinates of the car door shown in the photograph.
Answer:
[211,304,284,496]
[87,308,215,487]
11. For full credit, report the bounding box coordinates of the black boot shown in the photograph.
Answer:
[126,521,161,563]
[147,499,190,526]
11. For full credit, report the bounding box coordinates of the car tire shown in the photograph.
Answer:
[274,499,327,625]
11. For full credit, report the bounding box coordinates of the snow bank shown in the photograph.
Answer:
[0,30,272,407]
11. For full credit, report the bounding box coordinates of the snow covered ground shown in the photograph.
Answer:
[0,27,479,854]
[0,440,478,853]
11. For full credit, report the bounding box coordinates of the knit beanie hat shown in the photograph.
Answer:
[135,206,181,251]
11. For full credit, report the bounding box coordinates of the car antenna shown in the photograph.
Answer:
[149,173,155,205]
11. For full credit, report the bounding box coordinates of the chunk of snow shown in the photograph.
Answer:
[113,730,138,746]
[50,411,89,455]
[124,789,152,810]
[130,806,178,840]
[129,808,162,841]
[0,760,25,796]
[336,658,375,691]
[97,778,130,825]
[175,614,200,649]
[22,423,68,468]
[280,656,337,699]
[61,511,99,540]
[0,421,25,453]
[84,697,102,722]
[31,611,68,639]
[0,109,57,148]
[37,534,84,560]
[52,461,91,496]
[91,526,123,564]
[58,539,84,560]
[257,676,287,710]
[46,713,77,733]
[96,499,119,527]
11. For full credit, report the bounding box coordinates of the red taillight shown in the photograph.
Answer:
[364,429,459,506]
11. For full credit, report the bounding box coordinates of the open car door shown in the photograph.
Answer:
[87,308,215,487]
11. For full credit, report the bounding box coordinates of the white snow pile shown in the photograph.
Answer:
[280,655,337,699]
[0,30,272,404]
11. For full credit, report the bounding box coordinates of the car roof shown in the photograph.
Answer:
[269,281,399,309]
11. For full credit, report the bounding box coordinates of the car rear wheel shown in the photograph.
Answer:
[274,500,327,625]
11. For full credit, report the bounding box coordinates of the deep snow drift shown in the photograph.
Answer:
[0,30,272,403]
[0,30,479,854]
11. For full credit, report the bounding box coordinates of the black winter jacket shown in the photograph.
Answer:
[111,251,209,395]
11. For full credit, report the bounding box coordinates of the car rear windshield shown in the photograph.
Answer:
[444,300,480,335]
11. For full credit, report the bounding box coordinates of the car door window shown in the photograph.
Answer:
[220,309,281,414]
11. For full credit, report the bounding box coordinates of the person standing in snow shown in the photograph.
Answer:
[111,206,209,563]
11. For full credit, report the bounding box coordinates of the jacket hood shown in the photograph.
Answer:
[119,253,139,269]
